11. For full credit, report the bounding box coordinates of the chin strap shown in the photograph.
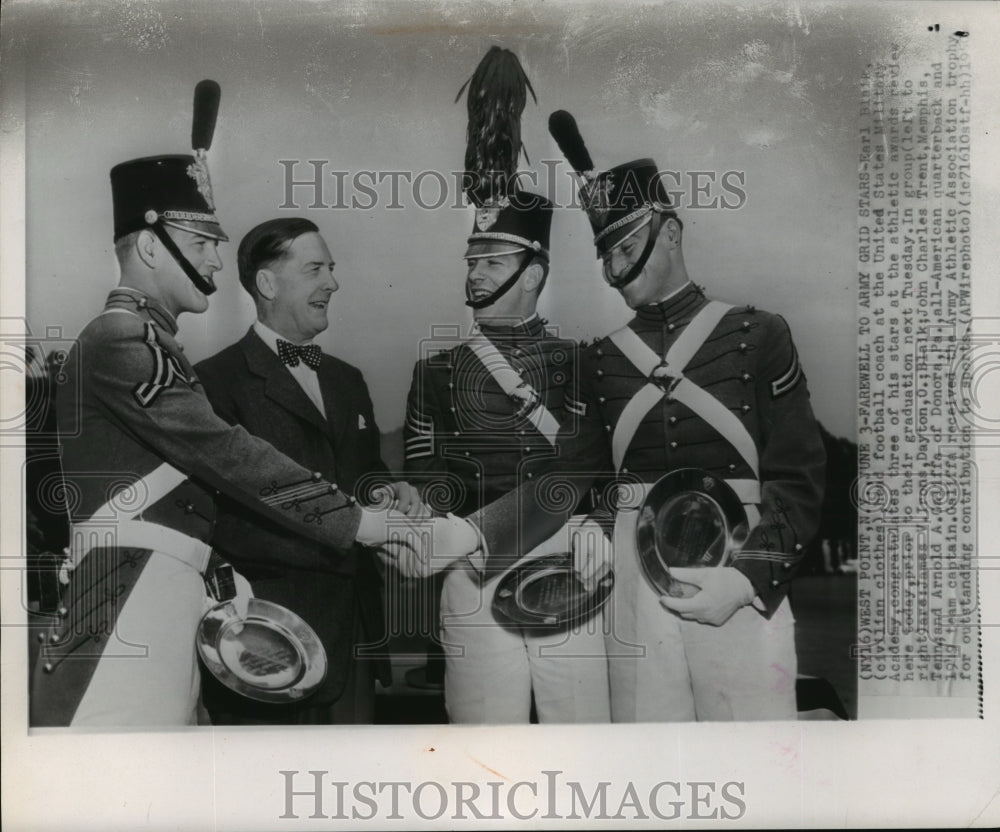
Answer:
[148,221,217,296]
[605,210,664,292]
[464,254,531,310]
[608,209,663,289]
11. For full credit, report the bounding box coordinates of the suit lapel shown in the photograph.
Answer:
[240,328,329,433]
[317,358,349,443]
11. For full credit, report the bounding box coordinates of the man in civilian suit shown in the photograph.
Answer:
[196,217,419,724]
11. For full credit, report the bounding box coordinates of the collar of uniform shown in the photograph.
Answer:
[253,319,318,363]
[634,282,704,325]
[106,288,179,335]
[476,313,545,342]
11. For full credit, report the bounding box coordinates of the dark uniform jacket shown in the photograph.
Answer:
[31,289,366,725]
[195,327,393,705]
[577,283,826,616]
[401,290,824,615]
[403,315,586,519]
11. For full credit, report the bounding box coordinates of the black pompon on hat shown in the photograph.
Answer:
[111,154,228,242]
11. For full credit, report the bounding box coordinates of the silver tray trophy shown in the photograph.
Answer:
[492,551,615,629]
[196,596,327,704]
[636,468,751,598]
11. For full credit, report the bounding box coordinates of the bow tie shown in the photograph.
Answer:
[276,339,322,370]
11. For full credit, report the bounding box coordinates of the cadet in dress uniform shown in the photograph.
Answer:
[404,193,611,723]
[29,84,476,728]
[548,111,826,721]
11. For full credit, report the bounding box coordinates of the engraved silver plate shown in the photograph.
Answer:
[635,468,750,598]
[492,551,614,629]
[196,598,327,703]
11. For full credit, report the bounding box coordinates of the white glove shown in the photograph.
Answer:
[356,505,393,546]
[230,568,254,619]
[369,481,431,518]
[377,513,481,579]
[658,566,756,626]
[570,520,613,593]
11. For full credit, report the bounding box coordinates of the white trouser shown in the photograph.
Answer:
[68,522,214,727]
[605,485,797,722]
[440,520,611,724]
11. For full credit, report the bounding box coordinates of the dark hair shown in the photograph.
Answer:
[237,217,320,298]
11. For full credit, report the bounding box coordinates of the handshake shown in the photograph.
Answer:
[355,481,482,579]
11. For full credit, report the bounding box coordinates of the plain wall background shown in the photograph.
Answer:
[13,0,908,446]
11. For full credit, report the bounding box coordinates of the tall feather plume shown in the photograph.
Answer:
[456,46,536,205]
[191,79,221,152]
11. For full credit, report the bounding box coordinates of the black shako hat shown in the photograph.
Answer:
[111,154,228,243]
[581,158,674,255]
[548,110,678,290]
[109,80,227,297]
[465,191,553,261]
[548,110,677,256]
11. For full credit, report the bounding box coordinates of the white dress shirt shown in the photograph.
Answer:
[253,320,327,420]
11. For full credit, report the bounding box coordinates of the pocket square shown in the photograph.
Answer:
[358,414,368,429]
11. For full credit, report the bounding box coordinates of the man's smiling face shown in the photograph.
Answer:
[263,231,339,343]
